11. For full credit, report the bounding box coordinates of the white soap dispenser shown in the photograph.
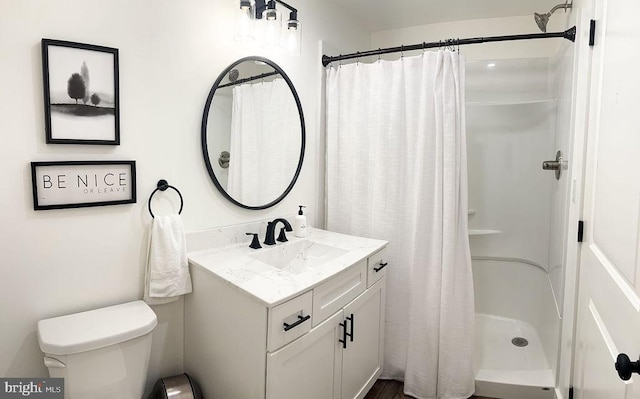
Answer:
[294,205,307,238]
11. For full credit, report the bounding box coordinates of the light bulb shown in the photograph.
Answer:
[262,2,282,48]
[284,18,301,56]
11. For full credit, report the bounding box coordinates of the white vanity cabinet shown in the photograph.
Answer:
[184,245,388,399]
[266,278,385,399]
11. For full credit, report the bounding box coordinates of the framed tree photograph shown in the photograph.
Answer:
[41,39,120,145]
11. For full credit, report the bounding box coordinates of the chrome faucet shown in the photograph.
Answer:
[264,218,293,245]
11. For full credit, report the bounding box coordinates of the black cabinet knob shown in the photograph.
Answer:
[616,353,640,381]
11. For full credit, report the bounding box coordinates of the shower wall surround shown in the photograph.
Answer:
[466,57,556,270]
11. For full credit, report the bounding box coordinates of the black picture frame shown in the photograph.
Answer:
[31,161,136,210]
[41,39,120,145]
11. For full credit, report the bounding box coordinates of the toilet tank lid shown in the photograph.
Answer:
[37,300,157,356]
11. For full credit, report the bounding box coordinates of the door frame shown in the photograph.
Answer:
[556,7,597,399]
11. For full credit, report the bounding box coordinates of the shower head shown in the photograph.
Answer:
[534,1,572,33]
[534,12,550,33]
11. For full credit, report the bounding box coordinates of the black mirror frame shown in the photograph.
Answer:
[201,56,306,210]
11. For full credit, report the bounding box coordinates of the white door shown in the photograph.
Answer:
[341,279,385,399]
[266,311,343,399]
[573,0,640,397]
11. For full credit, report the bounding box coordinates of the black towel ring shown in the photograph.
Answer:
[148,179,183,218]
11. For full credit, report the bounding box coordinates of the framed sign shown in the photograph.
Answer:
[31,161,136,210]
[41,39,120,145]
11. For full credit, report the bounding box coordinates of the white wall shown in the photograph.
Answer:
[0,0,370,389]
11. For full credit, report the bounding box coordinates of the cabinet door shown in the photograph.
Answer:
[266,310,344,399]
[341,278,385,399]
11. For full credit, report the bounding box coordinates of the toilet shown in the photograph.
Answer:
[37,300,157,399]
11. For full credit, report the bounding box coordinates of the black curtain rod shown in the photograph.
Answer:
[322,26,576,67]
[217,71,280,89]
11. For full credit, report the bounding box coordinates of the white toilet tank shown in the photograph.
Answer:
[37,300,157,399]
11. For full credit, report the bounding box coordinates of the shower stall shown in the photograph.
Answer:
[322,15,578,398]
[466,47,575,399]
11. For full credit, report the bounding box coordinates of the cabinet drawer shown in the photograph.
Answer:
[367,248,388,288]
[312,260,366,326]
[268,291,313,352]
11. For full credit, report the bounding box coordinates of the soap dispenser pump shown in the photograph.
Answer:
[294,205,307,238]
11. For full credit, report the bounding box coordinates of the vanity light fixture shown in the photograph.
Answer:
[233,0,301,56]
[263,0,280,21]
[262,0,282,48]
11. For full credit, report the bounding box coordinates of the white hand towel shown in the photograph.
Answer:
[144,215,192,305]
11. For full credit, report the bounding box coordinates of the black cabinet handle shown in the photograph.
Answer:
[339,321,348,349]
[616,353,640,381]
[374,262,388,272]
[283,314,311,332]
[339,314,355,349]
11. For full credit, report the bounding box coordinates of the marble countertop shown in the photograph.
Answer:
[187,228,388,307]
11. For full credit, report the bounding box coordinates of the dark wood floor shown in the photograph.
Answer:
[364,379,495,399]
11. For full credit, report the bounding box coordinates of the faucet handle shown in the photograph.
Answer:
[246,233,262,249]
[277,227,289,243]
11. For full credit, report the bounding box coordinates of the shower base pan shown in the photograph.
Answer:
[474,314,554,399]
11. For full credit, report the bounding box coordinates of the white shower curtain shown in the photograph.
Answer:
[227,78,299,205]
[326,52,474,399]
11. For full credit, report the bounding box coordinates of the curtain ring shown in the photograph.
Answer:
[339,54,342,68]
[356,51,360,65]
[377,48,381,63]
[401,45,404,58]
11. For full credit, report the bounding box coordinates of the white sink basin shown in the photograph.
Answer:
[249,239,348,274]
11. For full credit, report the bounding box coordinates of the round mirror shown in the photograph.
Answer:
[201,56,305,209]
